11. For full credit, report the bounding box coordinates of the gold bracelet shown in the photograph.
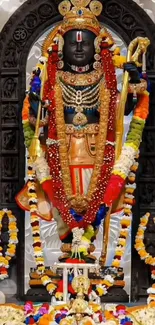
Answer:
[128,79,147,94]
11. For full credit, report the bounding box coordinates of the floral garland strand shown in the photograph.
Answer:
[104,91,150,207]
[107,92,149,269]
[0,209,18,280]
[111,155,138,269]
[134,212,155,305]
[27,156,57,295]
[22,96,35,149]
[135,213,151,264]
[25,49,59,297]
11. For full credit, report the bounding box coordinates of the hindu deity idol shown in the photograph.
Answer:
[16,0,150,269]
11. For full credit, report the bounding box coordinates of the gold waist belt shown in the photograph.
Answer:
[65,123,99,135]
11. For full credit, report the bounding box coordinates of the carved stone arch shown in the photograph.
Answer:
[0,0,155,300]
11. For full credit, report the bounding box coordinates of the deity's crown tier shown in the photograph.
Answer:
[42,0,114,57]
[58,0,102,35]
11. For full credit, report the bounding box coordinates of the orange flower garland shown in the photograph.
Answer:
[134,91,150,120]
[0,210,18,280]
[27,157,57,295]
[135,213,154,265]
[22,96,30,122]
[104,92,149,207]
[111,93,149,269]
[111,157,138,268]
[134,213,155,304]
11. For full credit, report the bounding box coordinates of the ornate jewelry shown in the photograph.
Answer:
[72,112,88,126]
[58,51,63,60]
[93,61,102,70]
[94,53,101,61]
[72,275,90,296]
[128,79,147,94]
[68,64,90,73]
[60,81,100,105]
[57,60,64,70]
[65,123,99,135]
[58,0,102,36]
[55,80,110,212]
[58,69,103,86]
[60,80,100,126]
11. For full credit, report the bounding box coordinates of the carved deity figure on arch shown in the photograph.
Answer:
[16,0,150,281]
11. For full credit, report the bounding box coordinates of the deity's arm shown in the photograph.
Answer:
[104,93,149,209]
[22,64,50,149]
[103,53,150,211]
[113,53,148,117]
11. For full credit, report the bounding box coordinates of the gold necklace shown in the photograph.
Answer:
[57,69,103,87]
[60,81,100,126]
[54,79,110,212]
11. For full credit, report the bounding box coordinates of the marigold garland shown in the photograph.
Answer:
[0,209,18,280]
[135,213,153,265]
[27,156,57,294]
[134,212,155,305]
[111,156,138,269]
[104,92,150,207]
[106,92,149,269]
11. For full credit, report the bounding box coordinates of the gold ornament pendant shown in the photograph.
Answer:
[73,112,88,126]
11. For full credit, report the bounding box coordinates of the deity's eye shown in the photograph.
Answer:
[70,41,77,45]
[83,41,90,46]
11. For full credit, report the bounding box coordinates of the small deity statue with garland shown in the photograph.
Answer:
[16,0,150,270]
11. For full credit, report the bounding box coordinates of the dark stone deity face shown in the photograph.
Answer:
[63,29,96,70]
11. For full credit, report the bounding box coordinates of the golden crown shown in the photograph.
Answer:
[59,0,103,35]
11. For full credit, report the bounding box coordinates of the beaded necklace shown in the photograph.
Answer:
[60,80,100,126]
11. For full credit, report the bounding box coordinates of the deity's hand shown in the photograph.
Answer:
[28,91,40,102]
[42,99,51,108]
[124,61,140,84]
[28,91,50,117]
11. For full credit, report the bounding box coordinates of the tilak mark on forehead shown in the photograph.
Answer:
[76,31,83,42]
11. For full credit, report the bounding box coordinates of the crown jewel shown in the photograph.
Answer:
[58,0,103,35]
